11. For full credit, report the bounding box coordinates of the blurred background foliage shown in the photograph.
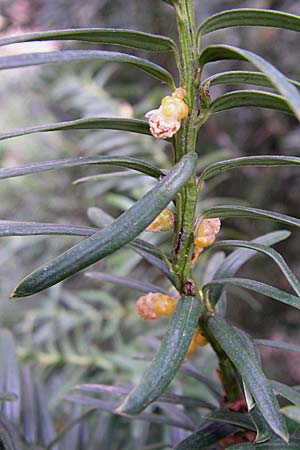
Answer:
[0,0,300,448]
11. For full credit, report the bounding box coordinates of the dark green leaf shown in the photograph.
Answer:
[125,245,176,285]
[207,410,255,431]
[87,208,167,262]
[73,170,141,185]
[209,90,293,116]
[198,8,300,36]
[208,230,290,306]
[0,220,96,237]
[0,118,150,142]
[281,406,300,425]
[237,329,261,365]
[227,439,300,449]
[133,352,222,402]
[0,28,177,52]
[204,71,300,91]
[66,395,194,430]
[261,441,300,450]
[1,228,172,284]
[174,422,235,450]
[204,278,300,310]
[117,295,201,415]
[250,405,271,444]
[255,340,300,353]
[129,239,166,261]
[0,50,175,88]
[87,206,173,277]
[207,315,288,441]
[201,205,300,228]
[199,155,300,183]
[210,240,300,297]
[0,156,162,180]
[198,9,300,36]
[11,153,197,297]
[271,380,300,406]
[85,271,172,296]
[199,45,300,120]
[0,220,169,273]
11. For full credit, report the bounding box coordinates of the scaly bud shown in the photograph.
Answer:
[145,87,189,139]
[145,208,174,232]
[194,218,221,248]
[192,218,221,265]
[136,293,178,320]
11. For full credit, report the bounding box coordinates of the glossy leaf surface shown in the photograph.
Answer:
[209,91,292,116]
[201,205,300,228]
[204,70,300,91]
[250,406,271,444]
[0,155,162,180]
[199,155,300,183]
[0,50,175,87]
[271,380,300,406]
[204,278,300,310]
[199,45,300,120]
[207,410,255,431]
[210,240,300,297]
[0,118,150,142]
[0,28,177,52]
[198,9,300,36]
[281,406,300,425]
[0,221,96,237]
[207,231,290,306]
[11,153,197,297]
[175,422,234,450]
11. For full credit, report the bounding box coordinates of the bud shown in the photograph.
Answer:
[145,87,189,139]
[194,218,221,248]
[192,218,221,265]
[171,87,186,100]
[161,95,189,120]
[186,327,209,356]
[194,328,208,346]
[186,338,198,356]
[136,293,177,320]
[145,208,174,232]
